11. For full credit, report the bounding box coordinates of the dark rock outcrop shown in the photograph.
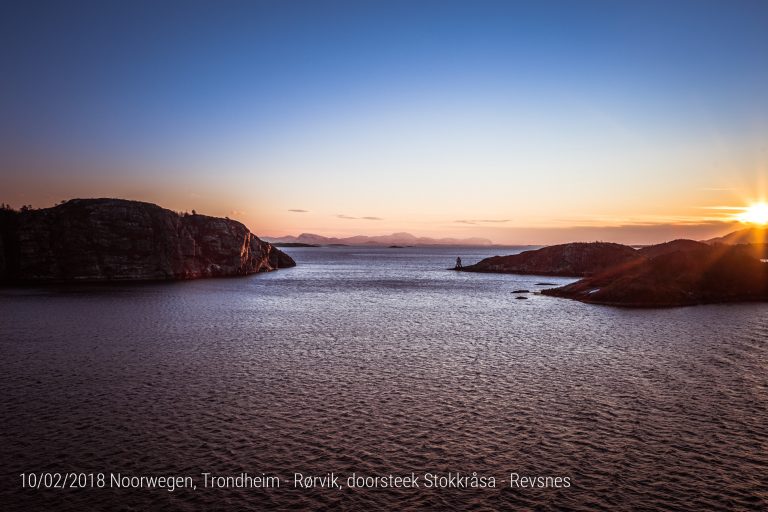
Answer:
[0,198,295,283]
[460,242,641,277]
[543,244,768,307]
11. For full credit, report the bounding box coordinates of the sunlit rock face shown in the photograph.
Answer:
[0,198,295,282]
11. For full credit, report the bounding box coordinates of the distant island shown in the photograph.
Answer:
[267,232,494,247]
[458,235,768,307]
[0,198,295,283]
[459,242,637,276]
[272,242,319,247]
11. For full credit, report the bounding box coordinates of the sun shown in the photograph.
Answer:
[737,203,768,225]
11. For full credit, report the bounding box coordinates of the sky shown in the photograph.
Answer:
[1,0,767,244]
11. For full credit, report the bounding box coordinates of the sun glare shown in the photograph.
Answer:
[737,203,768,225]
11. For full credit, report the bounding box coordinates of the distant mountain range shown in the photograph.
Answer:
[265,232,494,246]
[706,226,768,245]
[267,226,768,248]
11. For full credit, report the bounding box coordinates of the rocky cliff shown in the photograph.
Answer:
[459,242,641,277]
[0,199,295,283]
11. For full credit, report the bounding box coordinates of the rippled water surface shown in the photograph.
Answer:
[2,246,767,510]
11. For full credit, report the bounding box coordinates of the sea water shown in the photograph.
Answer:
[2,246,766,510]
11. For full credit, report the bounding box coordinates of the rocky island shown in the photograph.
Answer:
[458,242,641,276]
[459,238,768,307]
[543,243,768,307]
[0,198,295,283]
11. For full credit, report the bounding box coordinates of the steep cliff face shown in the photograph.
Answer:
[460,242,641,277]
[0,199,295,283]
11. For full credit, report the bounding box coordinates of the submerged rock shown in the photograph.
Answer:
[0,198,295,283]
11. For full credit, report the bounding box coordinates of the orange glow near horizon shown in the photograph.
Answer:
[0,171,762,245]
[736,203,768,225]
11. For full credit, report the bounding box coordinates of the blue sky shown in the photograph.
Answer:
[2,0,767,243]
